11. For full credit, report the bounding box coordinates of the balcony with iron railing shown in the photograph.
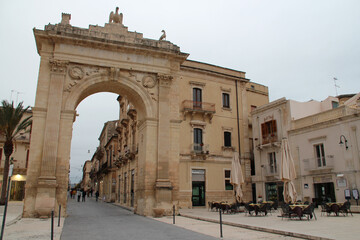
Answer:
[261,132,278,145]
[190,143,210,160]
[264,163,279,178]
[182,100,215,122]
[303,155,334,173]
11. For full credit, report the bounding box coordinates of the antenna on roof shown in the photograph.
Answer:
[333,77,340,96]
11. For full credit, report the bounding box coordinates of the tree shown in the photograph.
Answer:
[0,100,32,205]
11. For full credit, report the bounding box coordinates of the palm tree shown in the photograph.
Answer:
[0,100,32,205]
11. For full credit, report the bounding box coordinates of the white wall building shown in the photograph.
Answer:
[251,93,360,205]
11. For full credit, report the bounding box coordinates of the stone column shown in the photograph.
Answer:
[34,59,68,217]
[155,74,173,213]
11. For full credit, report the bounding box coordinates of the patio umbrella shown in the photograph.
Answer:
[230,152,244,202]
[280,138,297,203]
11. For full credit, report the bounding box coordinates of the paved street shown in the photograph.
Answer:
[61,197,218,240]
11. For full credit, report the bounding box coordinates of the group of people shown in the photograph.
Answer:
[69,188,100,202]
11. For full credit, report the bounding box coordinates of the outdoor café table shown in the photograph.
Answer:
[289,204,308,219]
[326,203,344,216]
[249,203,267,216]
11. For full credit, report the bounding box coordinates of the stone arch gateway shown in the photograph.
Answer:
[23,12,188,217]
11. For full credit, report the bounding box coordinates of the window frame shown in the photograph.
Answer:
[261,120,277,144]
[314,143,326,167]
[224,131,232,147]
[222,93,230,108]
[268,152,277,174]
[224,169,233,190]
[193,88,202,109]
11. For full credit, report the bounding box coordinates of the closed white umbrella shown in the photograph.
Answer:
[280,138,297,203]
[230,152,244,202]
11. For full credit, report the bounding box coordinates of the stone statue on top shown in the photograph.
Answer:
[109,7,123,24]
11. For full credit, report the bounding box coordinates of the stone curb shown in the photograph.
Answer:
[180,213,334,240]
[5,213,22,227]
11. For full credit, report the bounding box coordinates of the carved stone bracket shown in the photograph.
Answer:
[157,74,173,87]
[49,59,69,74]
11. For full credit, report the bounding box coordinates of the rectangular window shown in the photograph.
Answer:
[0,148,2,167]
[268,152,277,173]
[193,128,203,152]
[193,88,202,109]
[224,132,231,147]
[224,170,233,190]
[261,120,277,144]
[222,93,230,108]
[332,101,339,109]
[315,144,326,167]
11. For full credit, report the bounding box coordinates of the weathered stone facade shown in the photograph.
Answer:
[24,10,268,217]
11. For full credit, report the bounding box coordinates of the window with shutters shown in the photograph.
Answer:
[193,88,202,109]
[261,120,277,144]
[222,93,230,108]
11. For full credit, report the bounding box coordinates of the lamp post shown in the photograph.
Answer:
[339,135,348,150]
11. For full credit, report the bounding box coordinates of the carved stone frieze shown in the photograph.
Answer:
[49,59,69,74]
[64,64,105,92]
[68,66,84,80]
[157,74,173,87]
[142,76,156,88]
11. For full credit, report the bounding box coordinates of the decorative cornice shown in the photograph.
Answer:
[49,58,69,74]
[157,74,173,87]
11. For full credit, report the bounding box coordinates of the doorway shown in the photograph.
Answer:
[192,169,205,206]
[314,182,335,203]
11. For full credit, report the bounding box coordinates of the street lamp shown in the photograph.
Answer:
[339,135,348,150]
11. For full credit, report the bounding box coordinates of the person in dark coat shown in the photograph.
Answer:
[82,190,86,202]
[95,191,99,202]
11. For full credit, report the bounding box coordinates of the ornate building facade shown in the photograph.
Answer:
[25,9,268,217]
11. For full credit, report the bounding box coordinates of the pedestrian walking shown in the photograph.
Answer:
[95,191,99,202]
[82,190,86,202]
[77,190,81,202]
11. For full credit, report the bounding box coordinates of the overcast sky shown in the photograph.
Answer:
[1,0,359,183]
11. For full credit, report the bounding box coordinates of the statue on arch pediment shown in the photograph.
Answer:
[109,7,123,24]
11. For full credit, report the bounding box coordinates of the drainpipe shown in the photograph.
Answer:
[235,80,241,162]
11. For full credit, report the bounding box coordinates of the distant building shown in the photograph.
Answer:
[0,110,32,201]
[251,93,360,205]
[81,160,92,192]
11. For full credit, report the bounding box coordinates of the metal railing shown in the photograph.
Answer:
[182,100,215,113]
[191,143,209,154]
[264,163,279,177]
[303,155,334,171]
[261,132,278,144]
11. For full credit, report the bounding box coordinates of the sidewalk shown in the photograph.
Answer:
[170,207,358,240]
[0,201,64,240]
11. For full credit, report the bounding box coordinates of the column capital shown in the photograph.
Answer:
[157,74,173,87]
[49,58,69,74]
